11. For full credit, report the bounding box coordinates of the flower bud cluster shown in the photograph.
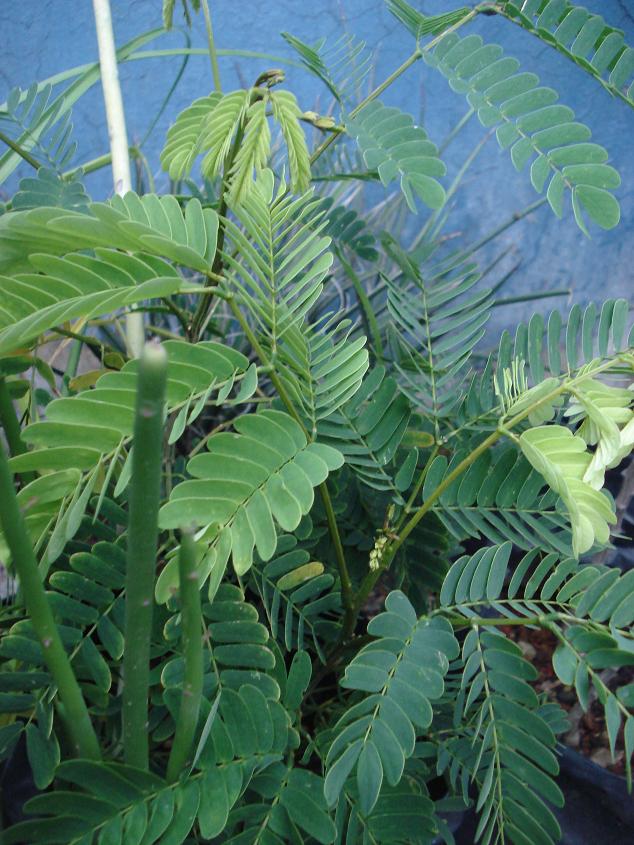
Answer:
[369,533,388,571]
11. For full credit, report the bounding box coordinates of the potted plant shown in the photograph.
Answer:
[0,1,633,842]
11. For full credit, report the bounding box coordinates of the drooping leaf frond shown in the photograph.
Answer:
[227,764,336,844]
[494,0,634,108]
[439,624,563,845]
[0,537,127,764]
[159,410,344,576]
[250,535,342,659]
[425,32,622,232]
[160,92,224,179]
[333,781,440,845]
[270,90,311,194]
[163,0,201,29]
[4,674,294,845]
[318,366,412,499]
[324,591,458,815]
[226,98,271,207]
[440,545,634,787]
[161,89,312,202]
[347,101,447,212]
[315,196,378,261]
[276,315,369,436]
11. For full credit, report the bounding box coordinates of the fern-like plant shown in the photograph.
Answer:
[0,2,633,844]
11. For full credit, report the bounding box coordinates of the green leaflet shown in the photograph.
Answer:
[0,190,219,276]
[159,410,344,576]
[426,32,621,232]
[325,591,458,816]
[519,425,616,556]
[347,100,447,212]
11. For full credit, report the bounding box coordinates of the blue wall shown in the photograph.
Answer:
[2,1,633,332]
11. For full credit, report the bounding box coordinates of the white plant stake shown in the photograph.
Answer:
[92,0,144,358]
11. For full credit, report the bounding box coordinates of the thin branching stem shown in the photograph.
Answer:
[200,0,222,92]
[226,296,355,621]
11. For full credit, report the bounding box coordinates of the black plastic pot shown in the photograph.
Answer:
[441,747,634,845]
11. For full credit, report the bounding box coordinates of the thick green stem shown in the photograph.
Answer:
[0,376,27,458]
[166,530,203,782]
[122,343,167,770]
[200,0,222,92]
[0,441,101,759]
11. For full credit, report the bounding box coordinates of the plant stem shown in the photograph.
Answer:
[200,0,222,92]
[92,0,144,359]
[310,8,478,166]
[0,376,27,459]
[309,49,422,165]
[166,530,203,782]
[345,355,625,635]
[226,296,354,621]
[0,441,101,760]
[335,246,383,364]
[122,343,167,770]
[0,128,40,170]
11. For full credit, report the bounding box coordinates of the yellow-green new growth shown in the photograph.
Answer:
[519,425,616,557]
[565,378,634,489]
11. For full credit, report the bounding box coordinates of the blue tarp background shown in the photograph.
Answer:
[2,1,633,331]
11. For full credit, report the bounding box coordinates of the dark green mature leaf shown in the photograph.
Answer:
[325,591,458,815]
